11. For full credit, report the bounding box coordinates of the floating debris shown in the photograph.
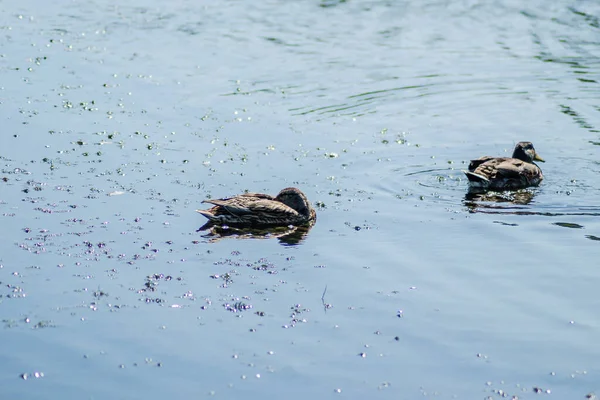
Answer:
[20,371,45,380]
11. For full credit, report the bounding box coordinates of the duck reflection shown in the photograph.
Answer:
[197,221,315,246]
[463,188,536,214]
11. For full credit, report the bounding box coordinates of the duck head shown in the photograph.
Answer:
[512,142,544,163]
[275,187,316,220]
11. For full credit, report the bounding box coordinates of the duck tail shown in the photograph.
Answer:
[195,209,215,221]
[462,171,489,188]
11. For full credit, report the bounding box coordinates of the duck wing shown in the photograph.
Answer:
[202,193,274,214]
[468,155,496,172]
[495,159,540,179]
[469,156,509,172]
[470,157,509,179]
[203,195,299,217]
[246,199,300,217]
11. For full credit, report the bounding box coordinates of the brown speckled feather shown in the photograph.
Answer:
[197,188,316,228]
[203,197,299,218]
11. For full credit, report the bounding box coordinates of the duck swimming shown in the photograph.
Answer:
[463,141,545,191]
[196,187,316,227]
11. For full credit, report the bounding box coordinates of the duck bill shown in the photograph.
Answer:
[533,152,545,162]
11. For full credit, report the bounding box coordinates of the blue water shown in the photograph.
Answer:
[1,0,599,398]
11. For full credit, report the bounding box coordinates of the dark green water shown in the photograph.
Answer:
[1,0,600,398]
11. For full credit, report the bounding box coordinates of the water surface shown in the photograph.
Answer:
[1,0,600,398]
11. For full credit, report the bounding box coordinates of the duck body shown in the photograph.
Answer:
[463,142,544,191]
[196,187,316,228]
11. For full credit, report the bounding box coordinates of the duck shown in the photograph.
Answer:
[196,187,316,228]
[463,141,545,191]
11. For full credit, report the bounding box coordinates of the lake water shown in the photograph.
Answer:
[1,0,599,398]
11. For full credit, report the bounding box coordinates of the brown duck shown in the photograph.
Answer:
[196,187,316,227]
[464,142,545,191]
